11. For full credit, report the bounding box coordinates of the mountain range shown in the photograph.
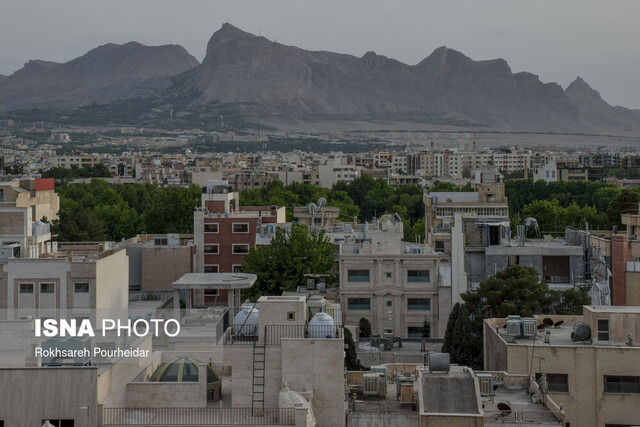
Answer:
[1,23,639,134]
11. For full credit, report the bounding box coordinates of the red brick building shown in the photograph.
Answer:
[194,181,286,275]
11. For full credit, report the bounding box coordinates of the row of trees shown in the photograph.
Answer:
[41,164,112,182]
[442,266,591,369]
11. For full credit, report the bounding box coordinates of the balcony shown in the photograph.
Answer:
[102,407,295,425]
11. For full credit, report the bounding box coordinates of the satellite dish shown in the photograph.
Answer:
[497,402,512,414]
[42,421,55,427]
[317,197,327,208]
[307,203,317,214]
[543,318,554,327]
[554,320,564,327]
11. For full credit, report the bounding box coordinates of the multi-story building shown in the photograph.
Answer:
[318,158,360,187]
[225,171,280,191]
[293,205,341,228]
[194,180,286,274]
[0,243,128,324]
[53,150,96,169]
[484,305,640,427]
[339,214,449,338]
[0,178,59,258]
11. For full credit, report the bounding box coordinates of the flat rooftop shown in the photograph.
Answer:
[483,384,561,425]
[172,273,256,290]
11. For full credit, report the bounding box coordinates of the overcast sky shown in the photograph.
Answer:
[1,0,639,108]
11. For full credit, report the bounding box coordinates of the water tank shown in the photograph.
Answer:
[233,305,259,336]
[308,312,335,338]
[429,353,451,373]
[571,321,591,342]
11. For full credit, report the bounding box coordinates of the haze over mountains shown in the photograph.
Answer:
[1,23,639,134]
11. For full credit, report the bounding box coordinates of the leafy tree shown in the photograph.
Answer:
[358,317,372,338]
[422,317,431,338]
[242,225,335,298]
[443,266,591,369]
[52,207,106,241]
[606,189,640,229]
[344,328,363,371]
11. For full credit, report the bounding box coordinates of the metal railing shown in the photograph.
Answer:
[103,407,295,426]
[224,324,343,346]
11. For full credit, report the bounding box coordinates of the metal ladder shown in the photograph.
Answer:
[251,338,266,413]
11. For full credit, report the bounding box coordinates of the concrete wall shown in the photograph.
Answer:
[281,338,346,427]
[0,366,98,426]
[95,249,129,324]
[125,364,207,408]
[139,245,193,292]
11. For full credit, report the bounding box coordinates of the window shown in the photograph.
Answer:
[385,272,392,278]
[597,318,610,341]
[407,270,430,283]
[204,289,219,296]
[407,326,423,339]
[347,269,370,282]
[232,223,249,233]
[154,237,168,246]
[385,329,393,335]
[347,298,370,310]
[204,265,219,273]
[435,241,445,252]
[232,265,243,273]
[386,300,393,307]
[287,312,295,321]
[204,223,219,233]
[74,283,89,293]
[204,244,219,254]
[19,283,33,294]
[41,421,74,427]
[604,376,640,394]
[535,373,569,393]
[40,283,55,294]
[232,244,249,254]
[407,298,430,311]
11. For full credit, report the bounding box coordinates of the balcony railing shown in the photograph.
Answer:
[103,407,295,425]
[224,324,343,346]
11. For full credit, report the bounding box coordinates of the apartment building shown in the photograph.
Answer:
[484,306,640,427]
[0,178,59,258]
[293,205,341,228]
[53,151,96,169]
[339,214,449,338]
[225,170,280,191]
[0,244,128,325]
[318,158,360,187]
[193,180,286,273]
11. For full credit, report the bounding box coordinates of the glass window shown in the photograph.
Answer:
[407,298,430,311]
[407,270,430,282]
[347,269,370,282]
[19,283,33,294]
[204,289,219,296]
[535,373,569,393]
[232,223,249,233]
[597,319,610,341]
[347,298,370,310]
[74,283,89,293]
[204,244,219,254]
[232,244,249,254]
[407,326,423,338]
[204,223,219,233]
[204,265,219,273]
[40,283,55,294]
[605,376,640,394]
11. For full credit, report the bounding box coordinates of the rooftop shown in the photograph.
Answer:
[420,366,481,415]
[483,383,561,425]
[172,273,257,290]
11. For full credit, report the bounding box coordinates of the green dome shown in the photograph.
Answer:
[149,357,220,383]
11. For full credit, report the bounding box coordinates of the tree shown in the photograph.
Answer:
[358,317,372,338]
[344,328,363,371]
[422,317,431,338]
[442,266,591,369]
[242,225,335,298]
[606,189,640,229]
[52,207,106,241]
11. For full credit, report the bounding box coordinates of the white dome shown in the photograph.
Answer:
[308,312,335,338]
[233,305,259,336]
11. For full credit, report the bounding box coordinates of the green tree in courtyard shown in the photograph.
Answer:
[241,225,335,298]
[358,317,372,338]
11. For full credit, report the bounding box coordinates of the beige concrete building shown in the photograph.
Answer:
[223,295,345,426]
[484,306,640,426]
[293,205,341,228]
[0,245,129,325]
[339,214,449,338]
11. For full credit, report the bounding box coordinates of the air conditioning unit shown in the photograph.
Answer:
[506,316,522,336]
[522,318,537,337]
[477,373,495,397]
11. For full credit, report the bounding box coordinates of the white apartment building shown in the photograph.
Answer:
[318,158,360,187]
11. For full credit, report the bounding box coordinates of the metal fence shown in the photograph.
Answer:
[103,407,295,426]
[223,324,343,346]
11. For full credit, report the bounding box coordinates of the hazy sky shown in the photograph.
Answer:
[1,0,639,108]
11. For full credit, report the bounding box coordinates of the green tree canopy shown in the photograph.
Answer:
[241,225,335,298]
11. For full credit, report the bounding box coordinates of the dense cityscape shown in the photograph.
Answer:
[2,2,640,426]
